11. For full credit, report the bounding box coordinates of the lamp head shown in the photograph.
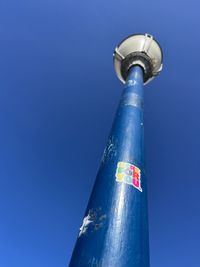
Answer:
[113,34,163,84]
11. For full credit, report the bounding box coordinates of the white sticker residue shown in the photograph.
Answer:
[79,214,93,237]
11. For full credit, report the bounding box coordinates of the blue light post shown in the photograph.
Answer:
[69,34,163,267]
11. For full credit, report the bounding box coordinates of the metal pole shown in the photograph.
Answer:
[69,66,149,267]
[69,34,163,267]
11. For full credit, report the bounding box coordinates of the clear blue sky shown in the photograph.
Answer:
[0,0,200,266]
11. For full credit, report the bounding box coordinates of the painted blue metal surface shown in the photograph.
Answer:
[69,66,149,267]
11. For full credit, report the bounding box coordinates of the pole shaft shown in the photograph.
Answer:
[69,66,149,267]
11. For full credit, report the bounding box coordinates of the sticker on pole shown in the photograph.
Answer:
[115,161,142,192]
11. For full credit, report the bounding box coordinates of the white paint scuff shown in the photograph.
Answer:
[79,214,93,237]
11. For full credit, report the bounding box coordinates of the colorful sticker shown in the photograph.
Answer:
[115,161,142,192]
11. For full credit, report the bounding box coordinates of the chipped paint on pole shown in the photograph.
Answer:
[69,34,163,267]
